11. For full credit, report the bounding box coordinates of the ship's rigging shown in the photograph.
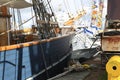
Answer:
[0,0,106,46]
[32,0,58,39]
[53,0,105,30]
[63,0,86,27]
[0,0,61,46]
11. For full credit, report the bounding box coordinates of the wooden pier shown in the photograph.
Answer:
[48,54,106,80]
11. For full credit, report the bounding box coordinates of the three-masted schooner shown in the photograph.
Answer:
[0,0,74,80]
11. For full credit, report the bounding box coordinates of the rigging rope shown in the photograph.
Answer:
[45,0,52,7]
[19,16,35,26]
[63,0,72,18]
[47,0,56,19]
[17,9,23,30]
[73,0,79,13]
[80,0,84,11]
[0,16,35,36]
[48,0,55,12]
[31,7,35,25]
[12,8,17,32]
[66,0,72,12]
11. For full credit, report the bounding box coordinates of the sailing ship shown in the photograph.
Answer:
[0,0,74,80]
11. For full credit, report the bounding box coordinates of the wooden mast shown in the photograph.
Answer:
[0,6,11,46]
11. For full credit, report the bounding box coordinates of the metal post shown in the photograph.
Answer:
[17,48,23,80]
[2,51,6,80]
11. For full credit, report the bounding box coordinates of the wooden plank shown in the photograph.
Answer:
[37,20,58,24]
[49,21,58,25]
[0,18,7,33]
[0,18,8,46]
[37,20,46,24]
[0,33,8,46]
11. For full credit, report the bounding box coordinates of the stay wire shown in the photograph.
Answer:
[63,0,71,18]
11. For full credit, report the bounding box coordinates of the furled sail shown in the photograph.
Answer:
[107,0,120,20]
[0,0,32,9]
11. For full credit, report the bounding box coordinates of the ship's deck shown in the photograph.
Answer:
[49,54,106,80]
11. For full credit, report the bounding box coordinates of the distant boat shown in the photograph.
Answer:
[72,28,100,62]
[0,0,74,80]
[71,47,99,63]
[72,0,103,62]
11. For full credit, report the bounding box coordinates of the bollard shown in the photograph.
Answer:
[106,55,120,80]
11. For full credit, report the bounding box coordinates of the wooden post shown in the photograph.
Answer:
[0,6,11,46]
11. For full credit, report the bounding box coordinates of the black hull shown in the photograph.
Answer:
[0,34,74,80]
[34,54,71,80]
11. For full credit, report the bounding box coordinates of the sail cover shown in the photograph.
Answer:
[0,0,32,9]
[107,0,120,20]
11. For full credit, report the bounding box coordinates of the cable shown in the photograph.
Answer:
[17,9,23,30]
[73,0,78,14]
[63,0,71,18]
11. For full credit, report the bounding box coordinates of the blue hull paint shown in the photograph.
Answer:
[0,34,73,80]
